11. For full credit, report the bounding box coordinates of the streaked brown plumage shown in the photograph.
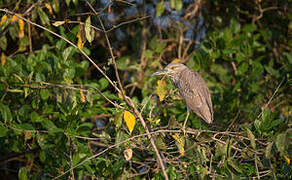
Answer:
[152,63,213,125]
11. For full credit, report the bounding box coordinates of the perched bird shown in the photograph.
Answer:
[152,63,213,132]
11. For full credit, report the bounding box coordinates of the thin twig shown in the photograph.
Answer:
[257,77,285,118]
[18,81,124,109]
[254,152,260,179]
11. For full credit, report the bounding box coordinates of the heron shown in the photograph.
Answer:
[152,62,213,133]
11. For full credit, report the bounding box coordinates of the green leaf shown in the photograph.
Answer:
[63,68,75,79]
[0,125,8,137]
[65,0,71,6]
[98,77,109,90]
[265,142,273,158]
[39,150,46,163]
[246,128,256,149]
[85,16,95,43]
[30,111,43,122]
[170,0,182,11]
[18,167,28,180]
[15,123,34,131]
[275,132,287,155]
[0,103,12,123]
[38,8,50,26]
[80,60,89,70]
[242,24,257,33]
[41,119,62,133]
[210,50,221,59]
[227,158,243,173]
[284,52,292,64]
[237,63,248,75]
[116,56,130,70]
[156,2,165,17]
[52,0,60,13]
[230,18,241,34]
[144,49,153,58]
[40,89,50,100]
[264,65,279,77]
[62,46,74,61]
[0,35,7,50]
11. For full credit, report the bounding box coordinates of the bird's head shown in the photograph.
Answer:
[152,63,187,78]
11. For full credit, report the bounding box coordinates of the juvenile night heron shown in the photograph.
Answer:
[152,63,213,133]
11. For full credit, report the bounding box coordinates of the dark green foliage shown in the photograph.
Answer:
[0,0,291,179]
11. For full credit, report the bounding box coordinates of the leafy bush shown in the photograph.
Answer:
[0,0,291,179]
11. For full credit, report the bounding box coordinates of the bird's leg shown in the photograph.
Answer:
[182,108,190,136]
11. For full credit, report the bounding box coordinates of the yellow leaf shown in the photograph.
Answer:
[284,155,290,164]
[11,14,21,22]
[1,52,5,66]
[157,79,167,101]
[18,19,24,38]
[52,21,65,27]
[77,26,85,49]
[80,89,86,103]
[45,3,55,18]
[123,111,136,134]
[124,148,133,161]
[0,15,7,25]
[171,58,180,63]
[171,133,185,156]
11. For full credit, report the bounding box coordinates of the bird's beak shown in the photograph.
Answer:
[151,69,167,76]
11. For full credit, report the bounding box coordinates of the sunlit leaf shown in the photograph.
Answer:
[170,0,182,12]
[13,73,24,83]
[18,167,28,180]
[18,19,24,38]
[53,21,65,27]
[77,25,85,49]
[155,135,167,150]
[45,3,55,18]
[124,148,133,161]
[80,89,86,103]
[0,15,7,25]
[227,158,243,173]
[63,46,74,61]
[65,0,71,6]
[52,0,60,13]
[123,111,136,134]
[1,52,5,66]
[156,2,165,17]
[11,14,20,22]
[265,142,273,158]
[275,132,287,155]
[38,8,50,25]
[246,128,256,149]
[172,133,185,156]
[157,80,167,101]
[40,89,49,100]
[85,16,95,43]
[284,155,290,165]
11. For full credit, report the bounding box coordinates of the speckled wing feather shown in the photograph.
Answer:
[177,68,213,123]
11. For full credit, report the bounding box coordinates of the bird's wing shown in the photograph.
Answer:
[178,69,213,123]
